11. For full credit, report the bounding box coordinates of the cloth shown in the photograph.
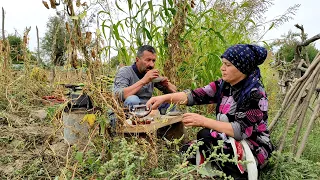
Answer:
[184,78,273,169]
[113,64,171,104]
[229,137,258,180]
[221,44,267,75]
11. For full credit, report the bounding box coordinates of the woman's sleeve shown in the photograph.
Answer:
[232,87,269,141]
[184,79,223,106]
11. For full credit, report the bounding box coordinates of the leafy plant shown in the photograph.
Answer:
[7,35,23,63]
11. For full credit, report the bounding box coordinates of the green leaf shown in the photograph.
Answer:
[167,8,176,15]
[115,1,126,14]
[157,171,169,176]
[128,0,133,11]
[143,28,152,41]
[141,1,147,8]
[136,29,142,47]
[163,0,169,17]
[240,2,250,8]
[200,0,206,6]
[98,10,110,16]
[113,24,120,40]
[262,41,270,48]
[201,26,208,30]
[75,152,83,162]
[214,31,226,44]
[70,16,79,20]
[151,26,161,34]
[101,21,110,39]
[268,22,275,30]
[96,28,101,36]
[135,2,140,9]
[78,11,87,20]
[144,9,150,16]
[148,1,153,12]
[248,19,256,26]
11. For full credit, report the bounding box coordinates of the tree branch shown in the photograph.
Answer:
[298,33,320,47]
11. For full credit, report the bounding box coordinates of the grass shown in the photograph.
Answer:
[260,152,320,180]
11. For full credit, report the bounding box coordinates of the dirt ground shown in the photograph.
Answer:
[0,111,68,179]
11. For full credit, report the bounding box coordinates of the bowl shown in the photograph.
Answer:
[152,77,164,83]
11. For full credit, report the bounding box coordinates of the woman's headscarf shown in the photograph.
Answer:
[219,44,268,107]
[221,44,267,75]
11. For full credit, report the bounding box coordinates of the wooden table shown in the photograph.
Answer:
[120,114,185,140]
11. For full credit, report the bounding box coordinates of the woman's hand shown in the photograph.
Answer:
[146,95,166,110]
[182,113,208,127]
[183,113,235,137]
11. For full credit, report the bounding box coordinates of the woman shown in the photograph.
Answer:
[146,44,273,179]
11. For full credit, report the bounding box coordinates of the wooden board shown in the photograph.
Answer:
[121,115,183,133]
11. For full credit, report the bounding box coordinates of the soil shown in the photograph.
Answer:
[0,111,68,179]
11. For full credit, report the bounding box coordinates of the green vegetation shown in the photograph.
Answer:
[273,30,319,62]
[41,15,69,66]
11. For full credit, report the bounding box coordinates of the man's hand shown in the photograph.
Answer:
[141,69,159,84]
[158,76,177,93]
[159,77,169,87]
[182,113,207,127]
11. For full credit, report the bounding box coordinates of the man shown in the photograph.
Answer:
[113,45,177,108]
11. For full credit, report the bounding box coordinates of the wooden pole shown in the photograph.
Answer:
[36,26,41,65]
[291,72,320,153]
[1,7,5,40]
[2,7,8,70]
[296,90,320,158]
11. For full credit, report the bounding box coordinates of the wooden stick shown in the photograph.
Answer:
[36,26,41,65]
[291,72,320,153]
[2,7,8,70]
[269,55,320,131]
[278,61,320,152]
[296,92,320,158]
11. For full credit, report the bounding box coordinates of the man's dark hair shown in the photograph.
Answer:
[137,45,156,58]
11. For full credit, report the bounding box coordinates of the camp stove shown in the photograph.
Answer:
[128,104,152,118]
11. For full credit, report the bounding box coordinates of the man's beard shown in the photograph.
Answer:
[143,66,153,73]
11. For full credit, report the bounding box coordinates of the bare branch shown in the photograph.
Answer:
[298,33,320,47]
[294,24,303,32]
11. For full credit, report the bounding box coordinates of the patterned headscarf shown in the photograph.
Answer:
[221,44,267,75]
[218,44,268,108]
